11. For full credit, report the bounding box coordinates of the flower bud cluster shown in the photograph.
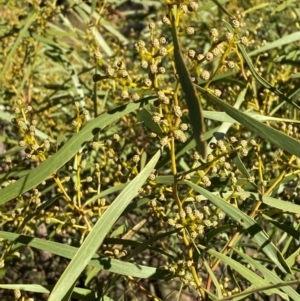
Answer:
[163,259,200,286]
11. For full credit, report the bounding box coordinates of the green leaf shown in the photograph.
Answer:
[185,180,291,273]
[171,8,206,158]
[48,149,161,301]
[203,110,300,124]
[238,192,300,215]
[271,0,298,14]
[196,86,300,158]
[0,97,156,205]
[0,284,113,301]
[0,230,167,280]
[262,214,300,241]
[249,32,300,56]
[197,245,285,300]
[233,248,299,300]
[196,244,287,299]
[137,108,164,137]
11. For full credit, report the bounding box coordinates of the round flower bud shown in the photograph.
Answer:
[211,166,218,174]
[157,90,165,99]
[132,155,140,163]
[143,78,152,87]
[214,89,222,97]
[224,162,231,170]
[231,19,240,28]
[94,51,102,59]
[159,37,167,44]
[248,176,255,183]
[205,52,214,61]
[180,123,188,131]
[186,27,195,35]
[161,96,170,105]
[159,47,168,56]
[148,173,156,181]
[160,137,169,146]
[185,206,192,214]
[174,130,187,143]
[226,32,234,41]
[188,49,196,59]
[137,40,146,48]
[218,212,225,219]
[188,1,199,11]
[212,47,220,56]
[18,140,26,147]
[106,67,115,77]
[240,148,248,156]
[14,290,21,299]
[197,54,204,61]
[179,209,186,218]
[141,60,148,69]
[158,66,166,74]
[191,231,197,239]
[131,93,140,101]
[240,140,248,147]
[152,38,160,48]
[210,28,218,37]
[168,218,176,226]
[200,70,210,81]
[195,195,203,202]
[204,219,212,226]
[162,16,170,25]
[193,151,200,161]
[226,61,235,69]
[180,4,188,13]
[152,113,161,123]
[241,36,249,46]
[173,105,182,117]
[150,64,158,74]
[121,90,129,99]
[230,136,238,143]
[197,225,204,234]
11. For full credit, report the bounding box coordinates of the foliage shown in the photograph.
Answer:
[1,0,300,300]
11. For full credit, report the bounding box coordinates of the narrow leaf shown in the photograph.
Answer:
[234,248,299,300]
[197,244,287,299]
[238,192,300,215]
[171,9,206,158]
[48,149,161,301]
[0,97,156,204]
[249,32,300,56]
[185,180,291,273]
[0,284,112,301]
[0,230,167,279]
[197,86,300,158]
